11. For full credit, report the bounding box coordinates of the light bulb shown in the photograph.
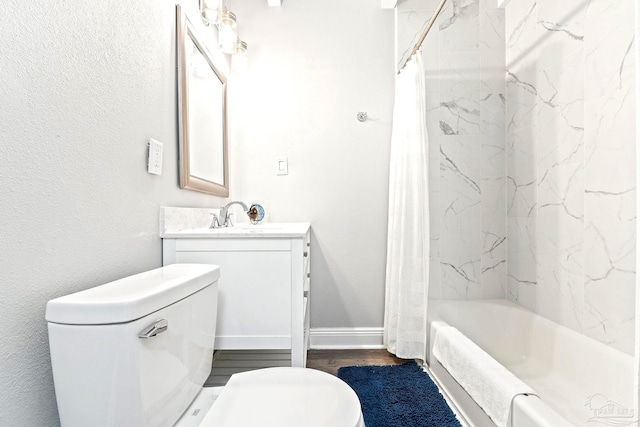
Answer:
[233,40,248,72]
[201,0,222,26]
[218,10,238,54]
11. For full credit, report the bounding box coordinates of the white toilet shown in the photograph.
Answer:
[46,264,364,427]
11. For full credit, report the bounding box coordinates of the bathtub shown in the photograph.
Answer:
[427,300,635,427]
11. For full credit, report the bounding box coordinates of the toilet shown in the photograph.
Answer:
[46,264,364,427]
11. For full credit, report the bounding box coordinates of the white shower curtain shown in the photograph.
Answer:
[384,51,430,362]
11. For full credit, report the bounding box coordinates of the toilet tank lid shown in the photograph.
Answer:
[46,264,220,325]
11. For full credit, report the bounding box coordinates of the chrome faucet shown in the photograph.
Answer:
[220,201,249,227]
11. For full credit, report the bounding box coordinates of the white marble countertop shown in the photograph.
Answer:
[159,206,309,238]
[160,222,310,238]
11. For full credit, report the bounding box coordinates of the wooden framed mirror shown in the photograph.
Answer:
[176,5,229,196]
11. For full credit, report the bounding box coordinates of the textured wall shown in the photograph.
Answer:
[397,0,507,300]
[0,1,230,425]
[505,0,636,355]
[225,0,395,329]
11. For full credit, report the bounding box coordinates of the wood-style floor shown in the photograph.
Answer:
[306,349,408,376]
[206,349,409,386]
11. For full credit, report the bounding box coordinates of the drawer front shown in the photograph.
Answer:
[303,230,311,251]
[302,230,311,280]
[303,274,310,294]
[303,254,310,282]
[175,238,291,252]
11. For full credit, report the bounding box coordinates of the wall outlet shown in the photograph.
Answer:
[148,138,163,175]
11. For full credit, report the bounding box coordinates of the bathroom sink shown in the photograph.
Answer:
[160,222,309,238]
[228,224,285,230]
[207,223,283,233]
[201,225,284,234]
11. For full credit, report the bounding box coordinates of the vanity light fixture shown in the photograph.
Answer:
[199,1,247,57]
[218,10,239,54]
[233,39,248,69]
[236,40,247,54]
[200,0,223,26]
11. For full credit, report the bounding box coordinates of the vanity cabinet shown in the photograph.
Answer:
[162,225,311,367]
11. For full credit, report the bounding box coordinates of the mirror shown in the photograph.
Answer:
[176,5,229,196]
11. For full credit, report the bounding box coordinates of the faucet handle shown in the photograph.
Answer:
[209,213,221,229]
[224,211,234,227]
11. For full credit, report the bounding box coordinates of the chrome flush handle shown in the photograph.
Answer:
[138,319,168,339]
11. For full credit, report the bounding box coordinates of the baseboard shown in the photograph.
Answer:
[309,327,385,349]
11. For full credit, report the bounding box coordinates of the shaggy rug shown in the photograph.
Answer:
[337,361,461,427]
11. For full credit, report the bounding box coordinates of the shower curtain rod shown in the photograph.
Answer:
[398,0,449,74]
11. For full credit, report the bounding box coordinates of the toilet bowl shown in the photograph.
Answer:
[182,368,363,427]
[46,264,364,427]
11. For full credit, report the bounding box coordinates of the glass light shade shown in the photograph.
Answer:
[233,40,248,72]
[218,10,238,54]
[218,10,238,53]
[201,0,222,26]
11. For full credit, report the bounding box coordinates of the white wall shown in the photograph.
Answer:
[0,1,230,425]
[226,0,395,329]
[636,0,640,414]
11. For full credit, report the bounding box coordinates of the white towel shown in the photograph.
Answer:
[432,322,537,427]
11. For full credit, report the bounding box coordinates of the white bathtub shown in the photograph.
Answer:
[427,300,635,427]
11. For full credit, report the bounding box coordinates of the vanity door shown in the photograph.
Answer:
[170,238,293,350]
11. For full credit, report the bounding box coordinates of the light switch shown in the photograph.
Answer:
[276,157,288,175]
[148,138,163,175]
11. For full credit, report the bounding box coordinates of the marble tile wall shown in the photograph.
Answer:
[396,0,507,301]
[397,0,636,355]
[505,0,636,355]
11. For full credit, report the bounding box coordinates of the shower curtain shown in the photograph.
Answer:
[384,50,430,362]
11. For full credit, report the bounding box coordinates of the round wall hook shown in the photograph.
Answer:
[357,112,367,122]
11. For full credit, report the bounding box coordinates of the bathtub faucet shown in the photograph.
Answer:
[220,201,249,227]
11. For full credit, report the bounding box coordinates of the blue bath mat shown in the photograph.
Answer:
[338,361,461,427]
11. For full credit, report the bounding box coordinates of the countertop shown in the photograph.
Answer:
[160,222,311,239]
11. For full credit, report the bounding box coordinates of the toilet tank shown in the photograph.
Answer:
[46,264,219,427]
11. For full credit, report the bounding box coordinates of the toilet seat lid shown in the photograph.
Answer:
[200,367,364,427]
